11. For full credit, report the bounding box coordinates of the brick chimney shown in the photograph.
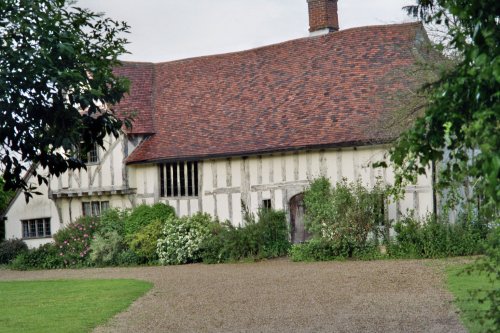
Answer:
[307,0,339,36]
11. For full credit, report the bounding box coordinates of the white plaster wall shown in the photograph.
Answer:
[130,145,434,227]
[4,169,134,248]
[49,134,130,194]
[5,173,61,248]
[3,133,147,246]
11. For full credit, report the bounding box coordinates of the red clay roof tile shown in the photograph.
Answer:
[117,22,424,164]
[113,62,155,134]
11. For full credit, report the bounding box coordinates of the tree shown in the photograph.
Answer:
[0,0,131,198]
[0,177,13,214]
[391,0,499,217]
[392,1,498,330]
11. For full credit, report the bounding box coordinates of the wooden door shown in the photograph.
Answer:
[290,193,310,243]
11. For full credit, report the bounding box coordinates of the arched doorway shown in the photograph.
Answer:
[289,193,311,243]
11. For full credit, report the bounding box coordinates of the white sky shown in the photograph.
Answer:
[76,0,415,63]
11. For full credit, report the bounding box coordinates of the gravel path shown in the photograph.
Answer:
[0,259,465,333]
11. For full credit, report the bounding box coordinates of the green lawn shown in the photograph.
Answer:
[0,279,152,333]
[446,265,498,333]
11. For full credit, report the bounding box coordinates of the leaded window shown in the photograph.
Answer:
[21,218,51,238]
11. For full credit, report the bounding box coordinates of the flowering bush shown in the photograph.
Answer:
[53,216,99,267]
[157,213,215,265]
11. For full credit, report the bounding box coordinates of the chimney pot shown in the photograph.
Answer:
[307,0,339,36]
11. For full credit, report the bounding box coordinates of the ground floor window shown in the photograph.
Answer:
[262,199,272,210]
[82,201,109,217]
[22,218,51,238]
[160,161,199,197]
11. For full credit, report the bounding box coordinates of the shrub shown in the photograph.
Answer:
[252,209,290,257]
[303,177,387,256]
[128,219,163,263]
[99,208,129,236]
[0,239,28,264]
[124,203,175,236]
[53,216,99,267]
[157,213,214,265]
[200,209,290,263]
[116,249,141,266]
[90,231,126,266]
[289,239,341,262]
[10,243,62,270]
[389,213,486,258]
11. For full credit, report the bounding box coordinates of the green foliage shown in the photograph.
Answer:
[99,208,129,236]
[398,2,499,324]
[303,177,387,256]
[0,177,14,240]
[200,209,290,264]
[0,279,152,333]
[53,216,99,267]
[0,238,27,264]
[0,0,131,196]
[89,231,126,266]
[116,249,141,266]
[395,0,499,219]
[157,213,215,265]
[289,239,343,262]
[124,203,175,236]
[10,243,62,270]
[0,177,14,215]
[128,219,163,263]
[389,213,486,258]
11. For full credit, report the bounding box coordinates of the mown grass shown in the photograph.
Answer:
[0,279,152,333]
[446,265,498,333]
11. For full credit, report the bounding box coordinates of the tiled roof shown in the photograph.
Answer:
[113,62,155,134]
[118,22,425,164]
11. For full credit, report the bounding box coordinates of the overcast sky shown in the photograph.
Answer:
[77,0,415,63]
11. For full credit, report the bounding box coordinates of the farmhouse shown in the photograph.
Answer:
[2,0,435,248]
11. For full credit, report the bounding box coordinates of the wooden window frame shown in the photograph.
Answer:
[21,218,51,239]
[82,201,110,217]
[79,142,99,164]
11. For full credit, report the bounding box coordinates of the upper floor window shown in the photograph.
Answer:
[82,201,109,217]
[79,142,99,164]
[22,218,51,239]
[160,161,199,197]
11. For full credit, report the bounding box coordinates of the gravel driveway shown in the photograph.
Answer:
[0,259,465,333]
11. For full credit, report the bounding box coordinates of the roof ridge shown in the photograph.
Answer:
[128,21,422,66]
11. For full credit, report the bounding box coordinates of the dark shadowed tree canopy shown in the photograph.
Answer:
[0,0,131,198]
[391,0,499,216]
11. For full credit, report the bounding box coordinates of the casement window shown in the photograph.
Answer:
[82,201,109,217]
[160,161,199,197]
[79,142,99,164]
[22,218,51,239]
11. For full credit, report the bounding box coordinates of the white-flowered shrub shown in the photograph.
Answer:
[157,213,215,265]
